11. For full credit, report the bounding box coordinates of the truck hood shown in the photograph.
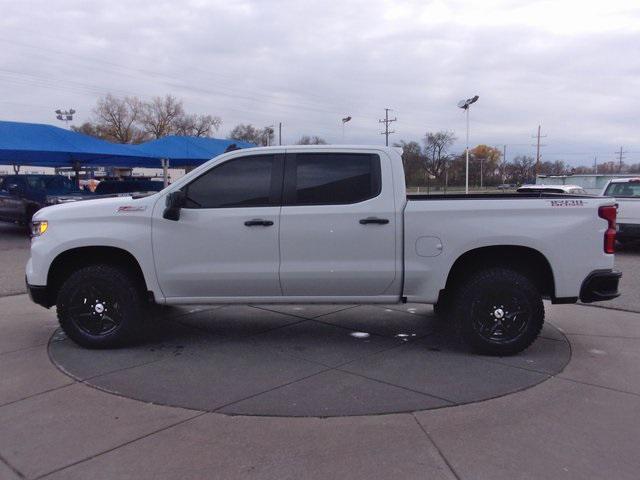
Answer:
[33,194,156,222]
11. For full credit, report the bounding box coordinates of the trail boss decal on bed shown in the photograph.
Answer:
[548,200,586,207]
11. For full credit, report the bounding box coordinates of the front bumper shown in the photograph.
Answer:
[580,270,622,303]
[26,279,51,309]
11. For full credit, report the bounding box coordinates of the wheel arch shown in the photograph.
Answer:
[47,246,149,306]
[441,245,556,301]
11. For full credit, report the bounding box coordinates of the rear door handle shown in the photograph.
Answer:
[244,219,274,227]
[359,217,389,225]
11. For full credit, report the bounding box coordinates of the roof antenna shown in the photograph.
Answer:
[224,143,240,153]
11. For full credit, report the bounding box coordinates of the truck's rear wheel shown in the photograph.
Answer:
[56,265,146,348]
[451,267,544,356]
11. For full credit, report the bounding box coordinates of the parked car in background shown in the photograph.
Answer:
[27,146,620,356]
[516,184,589,195]
[602,178,640,244]
[94,179,164,197]
[0,174,88,228]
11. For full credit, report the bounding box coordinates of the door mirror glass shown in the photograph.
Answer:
[163,190,186,221]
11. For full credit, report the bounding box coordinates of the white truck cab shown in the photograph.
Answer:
[602,177,640,244]
[26,146,621,355]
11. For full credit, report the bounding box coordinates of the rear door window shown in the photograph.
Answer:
[286,153,381,205]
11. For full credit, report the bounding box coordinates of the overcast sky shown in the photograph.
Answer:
[1,0,639,165]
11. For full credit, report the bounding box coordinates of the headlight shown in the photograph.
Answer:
[30,220,48,237]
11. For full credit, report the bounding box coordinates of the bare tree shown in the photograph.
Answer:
[174,114,222,137]
[140,95,185,139]
[394,140,424,186]
[297,135,327,145]
[423,131,456,180]
[228,124,272,146]
[507,155,536,184]
[91,94,144,143]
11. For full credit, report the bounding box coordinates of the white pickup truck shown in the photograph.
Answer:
[26,146,621,355]
[602,177,640,244]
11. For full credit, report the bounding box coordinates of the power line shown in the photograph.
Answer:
[378,108,397,146]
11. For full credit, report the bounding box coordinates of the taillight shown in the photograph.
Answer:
[598,205,617,254]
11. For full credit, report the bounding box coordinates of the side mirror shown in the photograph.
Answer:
[163,190,186,221]
[7,184,21,196]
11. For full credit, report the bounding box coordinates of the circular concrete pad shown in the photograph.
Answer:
[49,304,570,417]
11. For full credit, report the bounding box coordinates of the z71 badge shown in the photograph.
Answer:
[549,200,585,207]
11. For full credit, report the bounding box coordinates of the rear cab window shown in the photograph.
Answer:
[604,182,640,198]
[285,153,381,205]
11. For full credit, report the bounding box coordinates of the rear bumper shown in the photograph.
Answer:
[26,279,51,309]
[580,269,622,303]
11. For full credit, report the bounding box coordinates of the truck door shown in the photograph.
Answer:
[152,153,284,300]
[278,151,398,297]
[0,176,25,222]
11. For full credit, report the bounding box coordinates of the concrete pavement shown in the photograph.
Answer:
[1,295,640,479]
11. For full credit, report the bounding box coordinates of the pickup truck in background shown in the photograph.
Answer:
[602,177,640,245]
[0,174,88,228]
[516,184,589,195]
[26,146,621,355]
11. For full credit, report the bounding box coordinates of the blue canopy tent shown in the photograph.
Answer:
[131,136,255,186]
[130,135,255,167]
[0,120,161,169]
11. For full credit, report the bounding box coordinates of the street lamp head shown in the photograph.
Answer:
[342,116,352,123]
[457,95,480,110]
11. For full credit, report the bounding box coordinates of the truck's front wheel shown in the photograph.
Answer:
[451,267,544,356]
[56,265,146,348]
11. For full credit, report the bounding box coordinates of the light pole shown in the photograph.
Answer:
[341,116,351,143]
[55,109,75,129]
[263,125,274,146]
[457,95,479,194]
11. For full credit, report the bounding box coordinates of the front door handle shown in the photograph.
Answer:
[359,217,389,225]
[244,219,274,227]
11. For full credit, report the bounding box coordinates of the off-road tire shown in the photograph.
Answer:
[56,265,147,348]
[450,267,544,356]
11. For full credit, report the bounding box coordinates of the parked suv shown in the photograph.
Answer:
[0,174,88,228]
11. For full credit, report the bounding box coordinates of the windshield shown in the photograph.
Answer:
[44,175,77,193]
[604,182,640,198]
[21,175,78,194]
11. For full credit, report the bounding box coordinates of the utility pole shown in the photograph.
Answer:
[378,108,397,146]
[503,145,507,182]
[616,146,627,172]
[278,122,282,146]
[531,125,547,175]
[594,156,598,174]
